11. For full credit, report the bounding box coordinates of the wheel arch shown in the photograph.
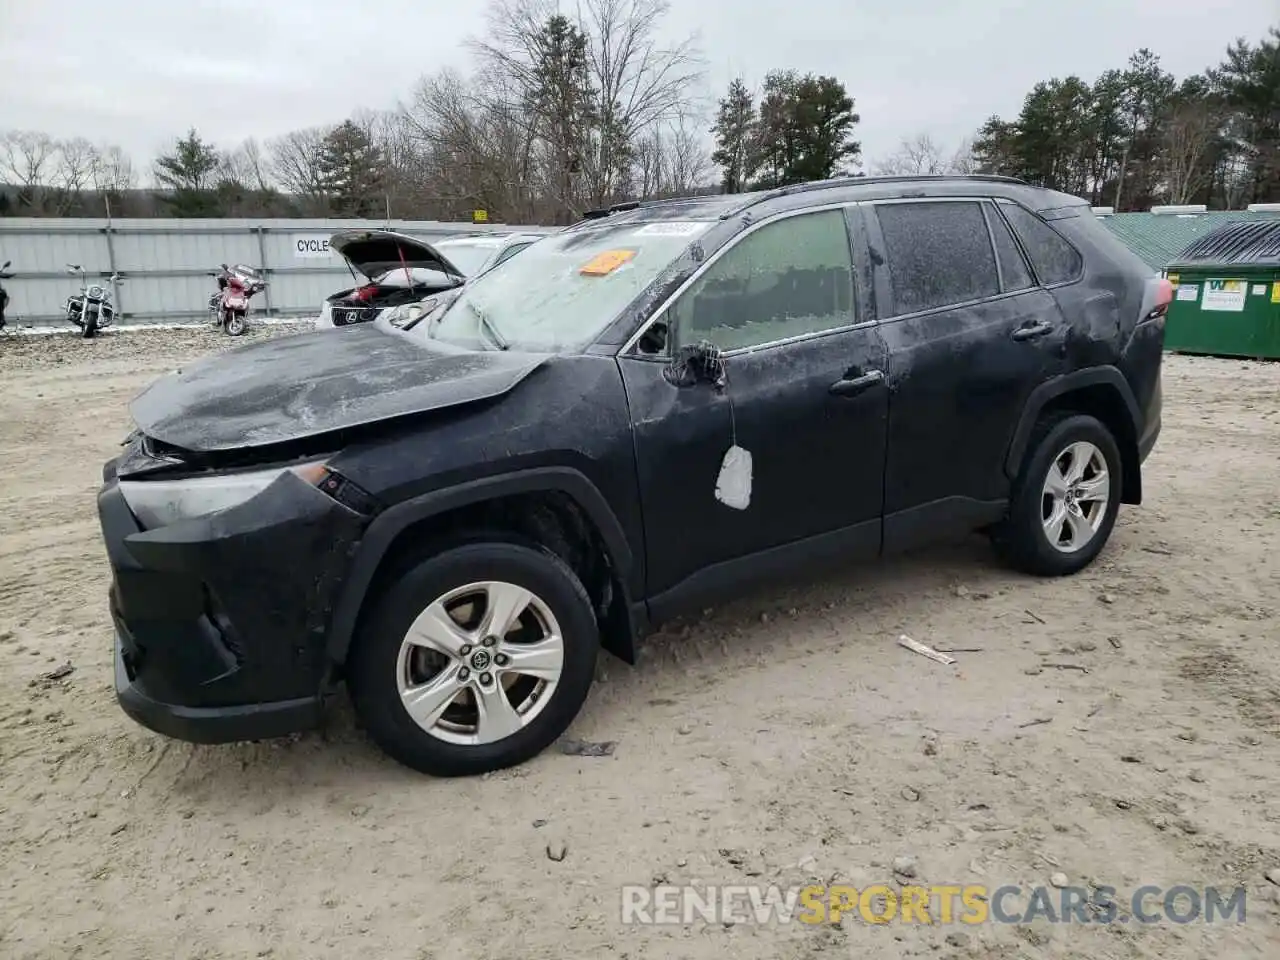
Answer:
[326,467,640,668]
[1006,367,1143,505]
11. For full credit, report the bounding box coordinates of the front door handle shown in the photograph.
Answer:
[829,369,885,397]
[1011,319,1054,342]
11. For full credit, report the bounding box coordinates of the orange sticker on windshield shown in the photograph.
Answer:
[579,249,636,276]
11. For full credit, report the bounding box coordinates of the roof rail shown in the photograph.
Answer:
[766,173,1025,197]
[578,174,1030,224]
[720,172,1027,218]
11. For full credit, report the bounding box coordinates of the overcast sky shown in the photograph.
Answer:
[2,0,1276,177]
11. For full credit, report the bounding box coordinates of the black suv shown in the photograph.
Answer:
[97,175,1169,776]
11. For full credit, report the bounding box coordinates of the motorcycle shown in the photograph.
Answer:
[0,259,12,332]
[207,263,267,337]
[64,263,122,338]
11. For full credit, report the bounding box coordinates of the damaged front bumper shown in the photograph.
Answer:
[99,460,368,744]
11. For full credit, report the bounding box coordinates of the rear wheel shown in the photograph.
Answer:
[348,541,599,776]
[225,311,247,336]
[992,413,1122,576]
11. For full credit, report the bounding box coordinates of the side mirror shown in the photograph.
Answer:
[1,260,9,270]
[663,340,727,389]
[637,317,669,356]
[66,263,81,273]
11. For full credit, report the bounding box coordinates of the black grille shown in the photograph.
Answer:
[332,305,380,327]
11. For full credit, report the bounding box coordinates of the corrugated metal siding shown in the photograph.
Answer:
[1097,211,1280,270]
[0,218,555,326]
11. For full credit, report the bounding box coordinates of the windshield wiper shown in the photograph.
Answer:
[465,300,509,351]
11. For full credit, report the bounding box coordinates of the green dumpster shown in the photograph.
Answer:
[1162,220,1280,359]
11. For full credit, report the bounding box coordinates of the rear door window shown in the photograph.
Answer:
[996,200,1083,285]
[874,201,1000,316]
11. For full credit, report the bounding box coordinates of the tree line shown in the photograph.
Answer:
[0,0,726,223]
[2,8,1275,220]
[968,27,1279,210]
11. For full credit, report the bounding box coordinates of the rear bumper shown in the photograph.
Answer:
[1137,367,1162,464]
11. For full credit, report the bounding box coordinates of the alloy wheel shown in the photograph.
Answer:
[1041,440,1110,553]
[395,581,565,745]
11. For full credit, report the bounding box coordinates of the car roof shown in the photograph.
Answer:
[570,175,1089,230]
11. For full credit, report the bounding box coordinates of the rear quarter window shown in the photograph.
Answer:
[997,201,1083,285]
[1053,213,1157,280]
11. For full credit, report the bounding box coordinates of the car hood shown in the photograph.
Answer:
[130,325,548,453]
[330,230,466,281]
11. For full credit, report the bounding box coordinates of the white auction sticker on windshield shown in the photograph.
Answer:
[634,221,708,237]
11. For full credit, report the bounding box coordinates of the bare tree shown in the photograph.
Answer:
[92,145,136,194]
[871,133,950,176]
[1161,100,1218,204]
[215,138,280,215]
[360,108,431,217]
[0,130,58,212]
[48,137,100,213]
[403,67,542,221]
[232,138,275,192]
[949,137,979,175]
[579,0,706,202]
[663,112,712,193]
[269,126,331,211]
[471,0,705,208]
[630,112,711,198]
[870,133,981,177]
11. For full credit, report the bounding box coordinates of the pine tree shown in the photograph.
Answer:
[318,120,387,218]
[711,79,757,193]
[153,129,222,216]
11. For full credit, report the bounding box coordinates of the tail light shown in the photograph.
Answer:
[1145,277,1174,320]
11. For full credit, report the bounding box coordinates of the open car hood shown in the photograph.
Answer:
[129,325,546,453]
[330,230,467,281]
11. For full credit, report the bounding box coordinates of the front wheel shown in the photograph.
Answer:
[991,412,1122,576]
[81,310,98,338]
[348,541,599,777]
[224,311,247,336]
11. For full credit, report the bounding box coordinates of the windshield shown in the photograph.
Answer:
[426,220,711,352]
[433,238,506,277]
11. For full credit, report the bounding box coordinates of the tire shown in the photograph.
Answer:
[992,412,1122,576]
[348,541,599,777]
[225,312,247,336]
[82,311,98,339]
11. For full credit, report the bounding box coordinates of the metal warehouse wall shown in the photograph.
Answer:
[0,218,555,327]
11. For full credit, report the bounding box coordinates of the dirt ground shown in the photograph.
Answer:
[1,327,1278,960]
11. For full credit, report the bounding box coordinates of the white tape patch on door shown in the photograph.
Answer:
[715,445,753,510]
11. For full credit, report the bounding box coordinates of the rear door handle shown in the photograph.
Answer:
[829,369,885,397]
[1011,319,1054,342]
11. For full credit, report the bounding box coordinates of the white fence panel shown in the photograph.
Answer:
[0,218,554,326]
